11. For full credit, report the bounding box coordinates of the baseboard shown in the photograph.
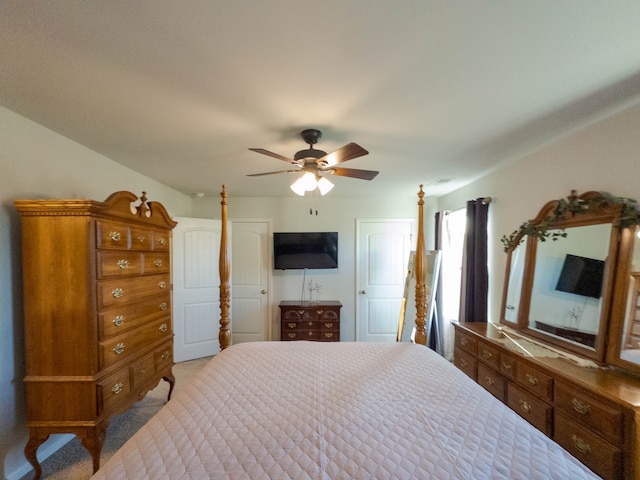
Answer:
[5,434,74,480]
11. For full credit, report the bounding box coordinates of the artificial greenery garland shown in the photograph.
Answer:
[501,191,640,252]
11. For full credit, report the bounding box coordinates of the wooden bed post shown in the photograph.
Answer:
[219,185,232,350]
[414,185,428,346]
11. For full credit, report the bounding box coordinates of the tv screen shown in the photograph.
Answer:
[555,253,605,299]
[273,232,338,270]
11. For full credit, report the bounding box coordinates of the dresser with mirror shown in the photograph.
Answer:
[454,190,640,480]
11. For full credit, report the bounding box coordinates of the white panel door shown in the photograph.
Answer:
[356,219,413,342]
[231,220,271,343]
[172,217,222,362]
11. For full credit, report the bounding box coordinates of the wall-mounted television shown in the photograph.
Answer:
[555,253,605,299]
[273,232,338,270]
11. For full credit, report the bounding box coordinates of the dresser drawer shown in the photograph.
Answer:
[477,341,500,369]
[98,274,170,309]
[96,220,130,250]
[555,381,624,446]
[478,363,506,402]
[143,253,170,274]
[516,361,553,401]
[155,340,174,371]
[319,331,338,341]
[129,226,153,251]
[97,252,143,278]
[499,352,517,381]
[507,383,552,435]
[281,309,313,322]
[98,367,132,414]
[455,330,477,355]
[100,319,172,369]
[130,353,156,389]
[99,294,170,339]
[555,413,622,480]
[318,308,339,320]
[454,347,476,380]
[152,230,171,251]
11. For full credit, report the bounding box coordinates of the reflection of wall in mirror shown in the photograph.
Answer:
[529,225,610,334]
[505,241,526,322]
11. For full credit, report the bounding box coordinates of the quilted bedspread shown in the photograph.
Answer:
[92,342,600,479]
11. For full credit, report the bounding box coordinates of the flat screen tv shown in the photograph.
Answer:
[273,232,338,270]
[555,253,605,299]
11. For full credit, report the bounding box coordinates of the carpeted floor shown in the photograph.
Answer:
[19,355,212,480]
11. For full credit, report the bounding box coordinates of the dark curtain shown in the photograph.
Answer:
[461,198,489,323]
[429,211,445,353]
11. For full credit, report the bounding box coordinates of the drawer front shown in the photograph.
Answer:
[478,363,506,402]
[318,309,339,321]
[282,330,320,341]
[282,309,312,322]
[129,226,153,251]
[499,352,517,381]
[477,341,500,369]
[98,367,132,414]
[97,252,143,278]
[153,230,171,251]
[554,413,622,480]
[319,331,339,342]
[555,381,623,446]
[97,220,130,250]
[516,361,553,401]
[507,383,552,435]
[99,294,171,339]
[143,253,170,274]
[155,340,174,371]
[455,330,477,355]
[453,347,477,380]
[98,274,170,309]
[130,353,156,389]
[100,319,172,369]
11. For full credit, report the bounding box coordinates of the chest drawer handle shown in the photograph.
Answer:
[316,310,324,315]
[460,337,469,346]
[117,259,129,269]
[501,361,512,370]
[111,382,124,395]
[109,231,122,242]
[287,323,296,328]
[113,343,125,355]
[297,310,305,315]
[325,332,334,338]
[525,373,539,385]
[159,323,168,332]
[519,400,532,413]
[288,333,297,338]
[159,302,168,311]
[161,350,171,361]
[137,235,146,243]
[324,323,334,328]
[481,350,493,360]
[571,398,591,415]
[158,280,167,289]
[112,315,125,327]
[112,288,124,299]
[308,331,313,336]
[459,359,468,368]
[154,259,164,268]
[158,237,167,246]
[308,321,313,327]
[571,434,591,455]
[485,376,495,386]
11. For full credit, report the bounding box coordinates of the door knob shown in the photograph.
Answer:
[261,290,267,294]
[360,290,366,295]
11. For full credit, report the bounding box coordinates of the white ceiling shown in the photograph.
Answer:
[2,1,640,198]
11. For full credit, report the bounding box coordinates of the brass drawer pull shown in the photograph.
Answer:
[308,321,313,327]
[460,337,468,346]
[288,333,297,338]
[459,359,468,368]
[159,323,168,332]
[154,259,164,267]
[526,373,539,385]
[519,400,532,413]
[112,315,125,327]
[308,331,313,336]
[140,367,147,375]
[159,302,168,311]
[111,382,123,395]
[481,350,493,360]
[137,235,146,243]
[571,434,591,455]
[159,280,167,289]
[112,288,124,299]
[316,310,324,315]
[109,231,122,242]
[117,259,129,269]
[158,237,167,246]
[485,376,495,386]
[501,361,512,370]
[571,398,591,415]
[161,350,170,361]
[113,343,125,355]
[324,323,333,328]
[288,323,296,328]
[325,333,333,338]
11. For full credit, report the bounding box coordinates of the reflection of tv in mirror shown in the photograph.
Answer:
[555,254,605,298]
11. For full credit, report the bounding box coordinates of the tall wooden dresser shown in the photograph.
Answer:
[279,301,341,341]
[15,191,177,479]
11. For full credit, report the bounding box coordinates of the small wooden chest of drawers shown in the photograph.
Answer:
[279,301,341,342]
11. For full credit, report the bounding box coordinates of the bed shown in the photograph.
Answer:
[91,186,600,479]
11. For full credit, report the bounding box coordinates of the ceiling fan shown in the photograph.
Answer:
[247,129,378,195]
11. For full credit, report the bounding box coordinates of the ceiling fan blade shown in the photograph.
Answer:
[246,169,300,177]
[327,167,379,180]
[249,148,295,163]
[319,143,369,166]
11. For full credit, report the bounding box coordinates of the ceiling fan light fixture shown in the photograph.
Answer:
[290,177,307,196]
[317,176,334,195]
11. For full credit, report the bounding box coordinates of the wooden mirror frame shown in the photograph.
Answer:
[500,190,628,362]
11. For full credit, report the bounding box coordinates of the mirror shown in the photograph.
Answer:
[500,190,635,363]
